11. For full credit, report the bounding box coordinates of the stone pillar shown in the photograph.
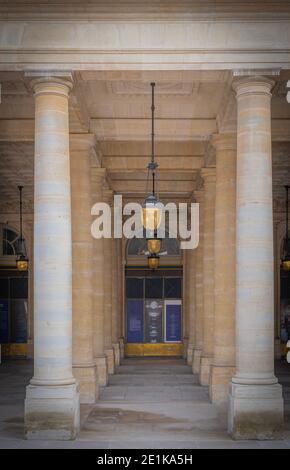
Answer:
[24,75,80,440]
[187,245,196,365]
[70,134,97,404]
[199,168,216,385]
[112,237,121,367]
[229,76,283,439]
[118,238,125,359]
[91,168,108,386]
[209,134,236,403]
[192,189,205,374]
[103,189,115,375]
[184,251,190,361]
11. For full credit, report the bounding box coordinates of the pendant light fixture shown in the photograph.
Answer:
[148,253,160,270]
[142,82,162,234]
[16,185,29,272]
[282,185,290,271]
[141,82,162,270]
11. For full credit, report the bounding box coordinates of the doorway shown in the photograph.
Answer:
[125,269,183,356]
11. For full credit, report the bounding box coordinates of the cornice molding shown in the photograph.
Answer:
[2,1,290,22]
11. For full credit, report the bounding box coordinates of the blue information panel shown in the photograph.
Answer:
[0,299,9,343]
[165,304,181,342]
[127,299,144,343]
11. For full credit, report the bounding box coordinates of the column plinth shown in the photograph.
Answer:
[228,76,283,439]
[24,75,80,440]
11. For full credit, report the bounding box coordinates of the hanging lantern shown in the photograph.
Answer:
[16,186,29,272]
[147,236,161,255]
[142,195,162,231]
[148,254,159,270]
[141,83,162,233]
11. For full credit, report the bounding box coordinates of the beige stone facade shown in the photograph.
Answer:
[0,0,290,442]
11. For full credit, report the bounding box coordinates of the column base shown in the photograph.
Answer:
[228,381,284,440]
[113,342,121,367]
[209,365,235,403]
[105,348,115,375]
[192,348,202,374]
[199,355,213,385]
[24,383,80,440]
[119,338,125,359]
[186,344,194,366]
[73,364,98,404]
[95,355,108,386]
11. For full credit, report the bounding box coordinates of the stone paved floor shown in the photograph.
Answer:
[0,357,290,449]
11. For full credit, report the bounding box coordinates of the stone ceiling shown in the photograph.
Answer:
[0,70,290,214]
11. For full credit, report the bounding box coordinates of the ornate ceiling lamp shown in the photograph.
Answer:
[16,186,29,272]
[141,82,162,269]
[282,185,290,271]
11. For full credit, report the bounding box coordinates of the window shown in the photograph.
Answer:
[164,278,182,298]
[126,278,144,299]
[0,276,28,344]
[2,226,20,256]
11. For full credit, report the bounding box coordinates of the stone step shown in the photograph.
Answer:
[108,374,199,386]
[116,366,192,375]
[99,384,209,403]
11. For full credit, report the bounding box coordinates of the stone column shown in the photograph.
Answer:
[210,134,236,403]
[182,251,188,358]
[118,238,125,358]
[229,76,283,439]
[70,134,97,404]
[187,245,196,365]
[91,168,108,386]
[192,189,205,374]
[24,75,80,440]
[112,237,121,366]
[199,168,216,385]
[103,189,115,375]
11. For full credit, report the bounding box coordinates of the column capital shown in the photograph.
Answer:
[26,72,73,97]
[200,167,216,185]
[103,188,114,206]
[232,75,275,98]
[194,189,205,204]
[91,167,106,182]
[211,133,237,151]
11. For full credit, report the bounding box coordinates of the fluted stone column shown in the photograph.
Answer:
[91,168,108,386]
[229,76,283,439]
[192,189,205,374]
[24,75,80,440]
[210,134,236,403]
[199,168,216,385]
[103,189,115,375]
[112,237,121,366]
[70,134,97,404]
[187,245,196,365]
